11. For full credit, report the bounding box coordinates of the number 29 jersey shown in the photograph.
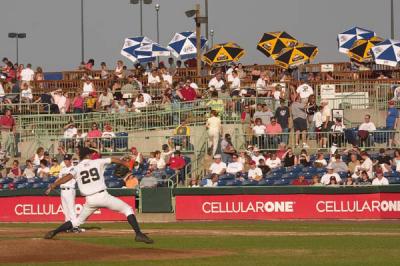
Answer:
[70,158,111,196]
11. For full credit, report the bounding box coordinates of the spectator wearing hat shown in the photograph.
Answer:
[275,100,290,144]
[292,174,309,186]
[247,160,263,181]
[343,173,356,186]
[173,120,191,151]
[320,166,341,185]
[49,158,62,177]
[168,150,187,184]
[251,147,265,166]
[179,79,197,102]
[386,100,399,147]
[291,95,309,148]
[372,167,389,186]
[208,154,226,176]
[327,176,340,186]
[101,124,115,152]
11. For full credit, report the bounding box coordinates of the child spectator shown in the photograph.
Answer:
[49,158,61,177]
[86,92,97,112]
[37,159,50,178]
[248,160,263,181]
[23,160,35,179]
[7,160,21,179]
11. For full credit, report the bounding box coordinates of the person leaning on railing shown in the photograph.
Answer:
[0,108,16,156]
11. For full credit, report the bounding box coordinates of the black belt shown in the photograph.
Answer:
[61,187,74,190]
[97,190,105,193]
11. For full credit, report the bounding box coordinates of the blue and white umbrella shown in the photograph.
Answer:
[371,39,400,67]
[120,36,154,63]
[337,27,376,54]
[167,31,207,60]
[134,43,171,57]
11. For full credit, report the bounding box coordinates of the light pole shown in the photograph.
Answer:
[8,33,26,64]
[130,0,153,36]
[81,0,84,62]
[205,0,209,42]
[155,4,160,44]
[155,4,160,65]
[210,29,214,47]
[391,0,395,39]
[186,5,207,76]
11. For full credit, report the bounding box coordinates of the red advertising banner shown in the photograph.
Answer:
[0,196,135,222]
[176,193,400,220]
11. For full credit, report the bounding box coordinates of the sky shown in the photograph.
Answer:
[0,0,398,71]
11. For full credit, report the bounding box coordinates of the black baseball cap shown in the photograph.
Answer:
[79,147,94,160]
[64,154,72,160]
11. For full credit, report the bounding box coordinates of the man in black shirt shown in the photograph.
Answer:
[275,99,290,144]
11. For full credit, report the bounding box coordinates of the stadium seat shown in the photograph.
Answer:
[241,179,259,186]
[273,178,290,186]
[258,178,274,186]
[200,178,208,187]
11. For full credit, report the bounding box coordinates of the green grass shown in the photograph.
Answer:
[1,221,400,266]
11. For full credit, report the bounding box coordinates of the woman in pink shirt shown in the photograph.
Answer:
[87,123,102,148]
[72,92,85,113]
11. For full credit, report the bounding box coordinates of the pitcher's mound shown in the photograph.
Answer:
[0,239,227,264]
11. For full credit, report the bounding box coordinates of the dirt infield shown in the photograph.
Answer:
[0,228,229,264]
[1,226,399,264]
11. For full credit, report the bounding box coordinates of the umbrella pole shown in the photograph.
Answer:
[196,4,202,77]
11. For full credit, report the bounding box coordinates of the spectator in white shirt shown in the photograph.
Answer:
[372,168,389,186]
[63,123,77,139]
[226,154,244,176]
[206,110,222,156]
[360,151,374,178]
[248,160,263,180]
[296,81,314,103]
[204,173,219,187]
[141,89,152,105]
[320,166,342,185]
[148,69,161,85]
[208,154,226,175]
[358,114,376,147]
[82,77,95,97]
[51,89,67,114]
[133,94,149,109]
[251,148,265,166]
[208,72,225,91]
[161,68,173,85]
[265,153,282,169]
[230,71,241,93]
[256,72,270,96]
[20,63,35,82]
[20,82,33,103]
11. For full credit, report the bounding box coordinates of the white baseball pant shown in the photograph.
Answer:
[61,188,77,222]
[71,190,133,227]
[208,130,220,156]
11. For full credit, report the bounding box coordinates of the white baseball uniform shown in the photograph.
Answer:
[69,158,133,227]
[59,165,76,222]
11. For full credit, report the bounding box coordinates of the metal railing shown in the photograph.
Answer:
[234,129,397,153]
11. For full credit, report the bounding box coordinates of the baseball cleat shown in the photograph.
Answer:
[44,230,57,239]
[135,232,154,244]
[72,227,85,233]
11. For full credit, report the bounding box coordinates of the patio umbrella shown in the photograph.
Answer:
[202,43,245,65]
[338,27,376,54]
[371,39,400,67]
[167,31,207,60]
[348,36,383,63]
[134,43,171,57]
[120,36,154,62]
[257,31,298,59]
[274,43,318,69]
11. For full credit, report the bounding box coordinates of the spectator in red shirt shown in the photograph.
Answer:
[178,79,197,102]
[0,109,16,155]
[291,174,309,186]
[168,150,186,184]
[266,117,283,148]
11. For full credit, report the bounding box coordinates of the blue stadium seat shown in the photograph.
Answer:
[273,178,290,186]
[219,174,235,180]
[107,179,124,188]
[200,179,208,187]
[217,179,228,186]
[258,178,274,186]
[241,179,259,186]
[338,172,348,179]
[105,164,117,171]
